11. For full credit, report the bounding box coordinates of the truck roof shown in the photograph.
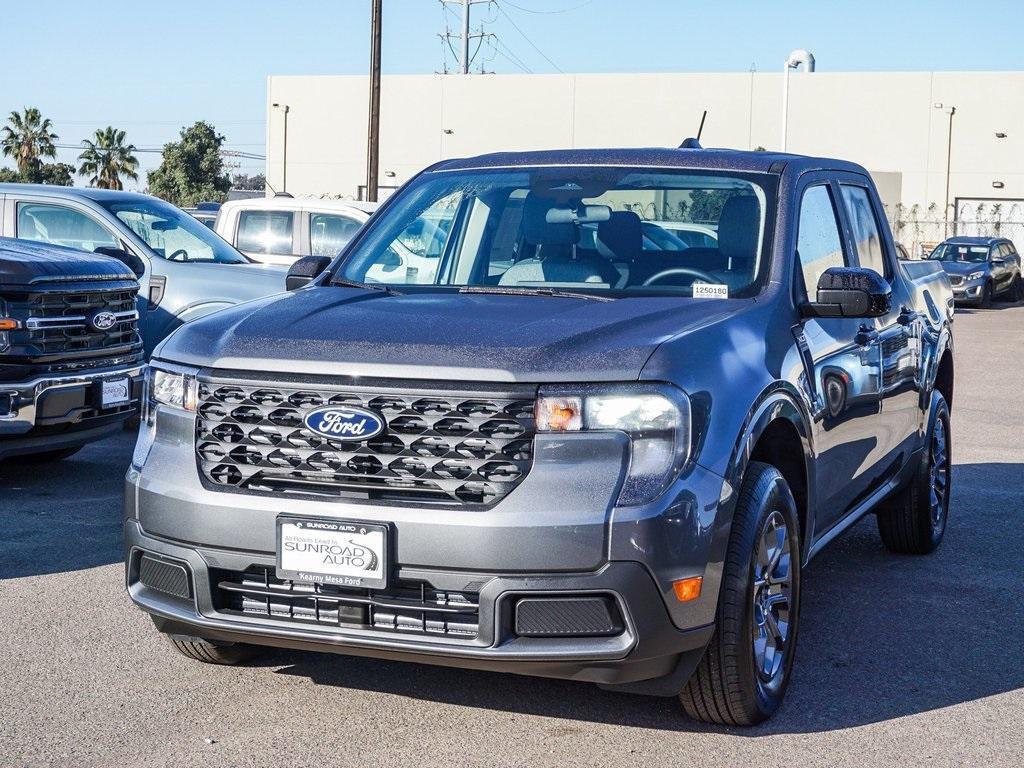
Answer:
[430,147,870,177]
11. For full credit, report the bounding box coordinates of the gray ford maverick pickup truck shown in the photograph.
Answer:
[125,147,955,725]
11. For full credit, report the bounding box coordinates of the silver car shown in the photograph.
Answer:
[0,184,287,355]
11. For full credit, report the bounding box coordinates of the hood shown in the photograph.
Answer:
[935,260,988,276]
[0,237,134,287]
[157,287,746,382]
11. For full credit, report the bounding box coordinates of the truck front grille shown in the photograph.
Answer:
[2,283,141,360]
[212,566,480,639]
[195,377,536,506]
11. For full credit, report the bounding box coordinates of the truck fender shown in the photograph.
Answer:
[723,384,816,558]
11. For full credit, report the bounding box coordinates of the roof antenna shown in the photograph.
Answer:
[679,110,707,149]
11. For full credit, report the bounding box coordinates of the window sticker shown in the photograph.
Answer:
[692,282,729,299]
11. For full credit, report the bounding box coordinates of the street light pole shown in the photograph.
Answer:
[781,49,815,152]
[271,102,289,194]
[366,0,383,202]
[934,103,957,238]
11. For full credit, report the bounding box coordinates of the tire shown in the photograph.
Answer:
[1008,274,1023,303]
[680,461,802,726]
[876,393,951,555]
[9,446,83,463]
[166,634,264,665]
[980,281,993,308]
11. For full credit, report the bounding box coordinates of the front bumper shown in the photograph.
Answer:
[951,282,984,303]
[125,518,712,690]
[0,364,144,435]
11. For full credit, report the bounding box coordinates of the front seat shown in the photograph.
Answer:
[595,210,642,287]
[500,196,610,286]
[716,195,761,275]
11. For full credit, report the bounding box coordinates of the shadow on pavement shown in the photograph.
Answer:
[0,432,133,579]
[271,461,1024,735]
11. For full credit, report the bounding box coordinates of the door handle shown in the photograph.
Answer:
[855,325,879,346]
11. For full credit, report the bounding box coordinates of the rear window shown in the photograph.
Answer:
[339,167,773,298]
[237,210,294,255]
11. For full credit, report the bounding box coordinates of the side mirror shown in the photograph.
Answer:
[94,246,145,279]
[286,255,332,291]
[801,267,892,318]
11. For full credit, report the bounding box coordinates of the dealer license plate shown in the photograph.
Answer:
[101,377,130,408]
[276,518,387,589]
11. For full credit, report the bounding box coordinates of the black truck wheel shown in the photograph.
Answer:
[680,461,802,726]
[10,446,83,463]
[877,393,951,555]
[166,634,264,665]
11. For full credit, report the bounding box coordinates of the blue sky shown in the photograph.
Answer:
[2,0,1022,184]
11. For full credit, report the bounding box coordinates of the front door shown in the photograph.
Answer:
[793,180,885,535]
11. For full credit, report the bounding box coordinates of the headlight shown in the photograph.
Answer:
[145,364,198,423]
[967,270,985,281]
[536,384,691,506]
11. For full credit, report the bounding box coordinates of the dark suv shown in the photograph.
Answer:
[928,236,1022,306]
[125,147,955,725]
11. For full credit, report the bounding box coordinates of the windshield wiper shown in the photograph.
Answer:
[457,285,614,302]
[332,277,403,295]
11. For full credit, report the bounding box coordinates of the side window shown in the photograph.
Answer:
[236,210,294,255]
[17,202,118,252]
[797,185,848,298]
[840,185,889,278]
[309,213,363,257]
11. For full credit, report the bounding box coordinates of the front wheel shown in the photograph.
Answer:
[980,281,994,308]
[680,461,802,726]
[877,393,951,554]
[166,634,265,665]
[1007,274,1023,302]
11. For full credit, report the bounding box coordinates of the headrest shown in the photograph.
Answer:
[717,196,761,264]
[596,211,642,261]
[522,195,577,246]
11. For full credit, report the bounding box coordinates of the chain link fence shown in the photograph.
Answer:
[887,200,1024,257]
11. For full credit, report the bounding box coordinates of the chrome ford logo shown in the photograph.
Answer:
[303,406,385,441]
[90,311,117,331]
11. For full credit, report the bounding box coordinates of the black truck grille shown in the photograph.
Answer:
[2,283,141,360]
[213,567,480,639]
[196,378,536,506]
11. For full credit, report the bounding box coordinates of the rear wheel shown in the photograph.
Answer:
[10,446,83,463]
[680,462,801,726]
[877,394,951,555]
[166,634,264,665]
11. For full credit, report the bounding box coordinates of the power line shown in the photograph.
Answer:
[489,35,534,73]
[494,1,563,73]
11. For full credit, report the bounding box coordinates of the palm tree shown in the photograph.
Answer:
[77,126,139,190]
[0,107,58,177]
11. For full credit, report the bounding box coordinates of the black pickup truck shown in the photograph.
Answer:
[0,238,144,462]
[125,147,955,726]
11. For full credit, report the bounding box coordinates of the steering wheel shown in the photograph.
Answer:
[167,248,189,262]
[643,266,720,287]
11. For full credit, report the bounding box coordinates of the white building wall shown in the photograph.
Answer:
[266,71,1024,226]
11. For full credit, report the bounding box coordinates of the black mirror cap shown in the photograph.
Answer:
[803,267,892,318]
[286,255,332,291]
[94,246,146,279]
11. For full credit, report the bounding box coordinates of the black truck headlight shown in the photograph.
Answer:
[536,383,691,506]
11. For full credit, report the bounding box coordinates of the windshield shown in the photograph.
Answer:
[929,243,990,263]
[338,168,771,298]
[99,197,248,264]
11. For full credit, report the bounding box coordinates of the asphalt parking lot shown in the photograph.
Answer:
[1,303,1022,768]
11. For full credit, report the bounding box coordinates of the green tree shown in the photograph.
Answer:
[38,162,75,186]
[78,126,139,189]
[0,107,58,178]
[147,121,230,206]
[0,167,20,182]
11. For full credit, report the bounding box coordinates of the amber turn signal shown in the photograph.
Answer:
[0,318,19,331]
[672,577,703,602]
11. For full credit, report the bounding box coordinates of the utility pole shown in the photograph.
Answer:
[366,0,382,202]
[440,0,490,74]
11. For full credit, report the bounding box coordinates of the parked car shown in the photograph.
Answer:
[126,146,955,727]
[183,202,221,230]
[927,236,1023,306]
[0,184,287,355]
[214,196,379,266]
[0,238,144,462]
[647,220,719,249]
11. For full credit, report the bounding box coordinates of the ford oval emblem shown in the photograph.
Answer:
[303,405,385,441]
[90,311,117,331]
